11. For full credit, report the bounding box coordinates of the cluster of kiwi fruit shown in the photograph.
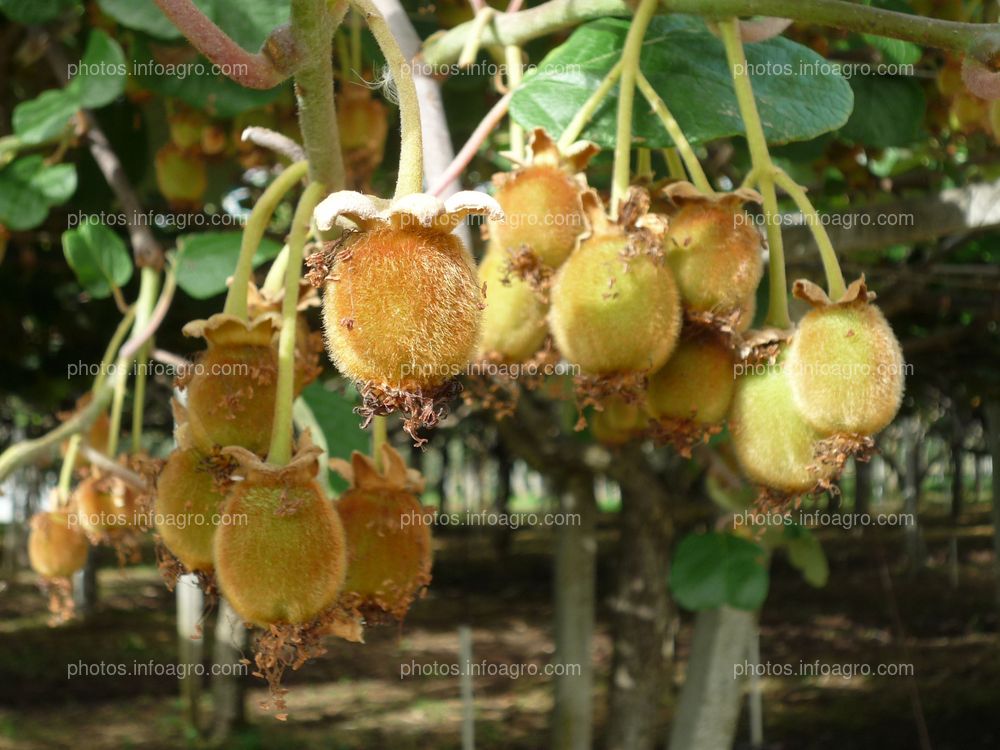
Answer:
[477,129,906,499]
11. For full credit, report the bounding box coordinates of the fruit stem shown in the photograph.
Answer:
[350,0,425,197]
[267,182,327,466]
[93,306,137,395]
[130,267,161,455]
[336,30,352,82]
[635,72,713,194]
[719,18,790,329]
[262,244,291,296]
[223,160,309,321]
[459,8,496,68]
[636,148,652,181]
[557,60,622,151]
[505,45,526,161]
[57,435,81,506]
[372,415,388,472]
[611,0,657,218]
[662,148,686,180]
[350,7,364,74]
[771,168,848,300]
[291,0,348,189]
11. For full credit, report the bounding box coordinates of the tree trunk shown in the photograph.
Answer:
[854,457,872,521]
[667,607,756,750]
[552,473,598,750]
[72,544,99,618]
[177,573,204,733]
[984,401,1000,611]
[605,480,673,750]
[948,438,964,587]
[437,441,450,516]
[492,441,514,559]
[211,597,246,743]
[902,426,927,573]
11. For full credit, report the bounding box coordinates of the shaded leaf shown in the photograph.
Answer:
[175,231,281,299]
[0,156,77,231]
[62,221,133,298]
[670,531,770,612]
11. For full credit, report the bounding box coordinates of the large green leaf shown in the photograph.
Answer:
[175,231,282,299]
[783,524,829,588]
[67,30,128,109]
[96,0,184,39]
[510,15,853,149]
[12,90,79,145]
[62,221,133,298]
[0,0,77,24]
[0,156,77,231]
[300,381,368,494]
[670,531,769,611]
[839,75,925,148]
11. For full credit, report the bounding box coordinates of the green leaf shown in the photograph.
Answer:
[510,15,853,149]
[67,30,128,109]
[862,35,921,65]
[174,232,282,299]
[212,0,289,51]
[670,532,769,611]
[783,524,829,588]
[0,0,77,24]
[62,221,133,299]
[300,382,368,494]
[0,156,77,231]
[839,76,925,148]
[12,89,79,145]
[96,0,183,39]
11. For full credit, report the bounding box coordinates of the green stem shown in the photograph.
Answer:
[291,0,347,188]
[720,18,790,329]
[223,160,309,320]
[611,0,658,218]
[459,8,496,67]
[636,148,653,180]
[372,415,388,471]
[557,60,622,151]
[336,30,351,81]
[262,244,291,296]
[130,267,160,454]
[635,72,713,194]
[351,0,424,197]
[421,0,997,68]
[57,435,81,506]
[505,45,525,160]
[771,168,848,300]
[106,355,128,458]
[350,7,363,73]
[93,307,137,394]
[662,148,686,180]
[267,182,327,466]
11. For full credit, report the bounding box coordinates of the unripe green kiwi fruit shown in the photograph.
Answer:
[214,447,346,626]
[155,448,229,573]
[785,301,904,436]
[664,199,763,313]
[322,227,483,391]
[590,396,645,446]
[549,232,681,375]
[477,244,548,362]
[182,314,280,455]
[491,164,587,269]
[332,446,432,620]
[28,511,89,579]
[648,336,736,425]
[729,354,834,494]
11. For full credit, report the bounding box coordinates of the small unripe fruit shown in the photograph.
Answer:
[215,446,347,626]
[73,475,136,533]
[663,190,763,314]
[729,354,834,494]
[492,165,588,268]
[648,336,735,425]
[590,396,645,446]
[550,233,681,375]
[155,448,229,573]
[477,244,548,362]
[322,227,482,391]
[785,283,904,436]
[332,446,432,620]
[181,314,280,455]
[28,511,89,579]
[155,143,207,210]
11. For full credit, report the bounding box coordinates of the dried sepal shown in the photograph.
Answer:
[314,189,503,234]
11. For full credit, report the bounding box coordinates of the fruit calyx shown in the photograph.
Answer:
[791,274,874,308]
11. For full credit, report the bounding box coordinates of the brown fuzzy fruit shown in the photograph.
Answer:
[477,244,548,362]
[549,232,681,375]
[181,314,280,455]
[154,448,230,573]
[648,336,736,425]
[729,353,834,494]
[785,283,904,436]
[214,443,347,626]
[73,475,136,533]
[491,165,588,269]
[663,193,763,314]
[331,445,432,620]
[28,511,89,579]
[590,397,645,446]
[322,227,483,391]
[154,143,207,210]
